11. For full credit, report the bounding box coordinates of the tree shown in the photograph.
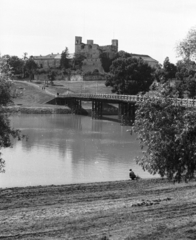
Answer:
[153,57,177,83]
[60,47,71,70]
[47,70,56,85]
[162,57,177,81]
[23,52,28,61]
[176,27,196,61]
[7,56,24,75]
[24,56,37,80]
[176,60,196,80]
[72,53,86,70]
[100,52,115,72]
[174,60,196,98]
[0,61,21,172]
[105,55,155,95]
[133,97,196,182]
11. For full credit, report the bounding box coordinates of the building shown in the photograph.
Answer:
[75,36,118,74]
[130,53,159,68]
[75,36,158,74]
[33,53,61,68]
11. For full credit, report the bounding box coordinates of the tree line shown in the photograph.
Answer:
[0,49,86,83]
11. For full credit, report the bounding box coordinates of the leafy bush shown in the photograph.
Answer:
[134,97,196,182]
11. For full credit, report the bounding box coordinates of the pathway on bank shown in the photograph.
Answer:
[12,80,57,106]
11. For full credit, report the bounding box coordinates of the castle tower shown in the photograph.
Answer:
[112,39,118,52]
[87,40,94,45]
[75,36,82,54]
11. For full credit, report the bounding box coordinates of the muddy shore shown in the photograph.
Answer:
[1,178,196,240]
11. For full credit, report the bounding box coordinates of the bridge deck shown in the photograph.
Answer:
[59,93,196,107]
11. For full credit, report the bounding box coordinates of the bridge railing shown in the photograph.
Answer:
[61,93,148,102]
[59,93,196,107]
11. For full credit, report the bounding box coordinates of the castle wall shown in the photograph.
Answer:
[75,37,118,74]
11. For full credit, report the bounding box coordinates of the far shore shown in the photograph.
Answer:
[1,105,73,114]
[1,104,119,116]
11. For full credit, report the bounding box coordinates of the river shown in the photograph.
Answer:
[0,114,155,188]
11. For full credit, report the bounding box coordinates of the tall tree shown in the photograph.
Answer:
[174,60,196,98]
[60,47,70,70]
[0,61,21,172]
[162,57,177,81]
[105,54,155,95]
[153,58,177,83]
[24,56,37,80]
[7,56,24,75]
[176,27,196,61]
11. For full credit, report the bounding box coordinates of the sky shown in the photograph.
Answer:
[0,0,196,64]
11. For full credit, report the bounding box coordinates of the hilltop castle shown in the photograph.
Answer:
[75,36,158,74]
[32,36,158,81]
[75,36,118,74]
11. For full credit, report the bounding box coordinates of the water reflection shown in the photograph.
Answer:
[0,114,156,188]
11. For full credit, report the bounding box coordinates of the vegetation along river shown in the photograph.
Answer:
[0,114,156,188]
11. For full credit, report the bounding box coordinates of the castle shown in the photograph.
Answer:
[32,36,158,79]
[75,36,118,74]
[75,36,158,74]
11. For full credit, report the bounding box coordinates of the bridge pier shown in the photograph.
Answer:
[72,99,82,114]
[66,99,82,114]
[119,102,135,125]
[92,100,103,119]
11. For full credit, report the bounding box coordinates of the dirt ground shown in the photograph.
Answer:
[1,178,196,240]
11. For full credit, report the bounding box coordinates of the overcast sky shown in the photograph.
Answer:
[0,0,195,64]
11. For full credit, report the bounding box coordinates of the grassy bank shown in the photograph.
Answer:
[7,80,117,115]
[1,178,196,239]
[11,80,112,107]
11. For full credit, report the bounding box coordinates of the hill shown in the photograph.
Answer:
[11,80,112,107]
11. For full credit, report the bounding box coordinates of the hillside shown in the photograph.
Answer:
[11,80,112,106]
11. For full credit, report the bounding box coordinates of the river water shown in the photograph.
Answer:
[0,114,155,188]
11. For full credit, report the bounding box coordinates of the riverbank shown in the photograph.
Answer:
[1,105,72,114]
[5,80,117,115]
[1,104,117,115]
[1,178,196,240]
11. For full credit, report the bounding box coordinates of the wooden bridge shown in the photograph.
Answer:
[54,93,196,125]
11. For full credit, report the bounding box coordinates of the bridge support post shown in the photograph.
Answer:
[66,99,82,114]
[119,102,135,125]
[72,99,82,114]
[92,100,103,119]
[118,103,122,120]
